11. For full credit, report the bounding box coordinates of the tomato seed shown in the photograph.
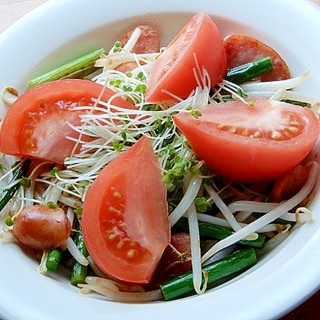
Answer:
[228,126,236,133]
[216,123,225,130]
[127,249,135,258]
[250,130,261,138]
[108,234,116,241]
[117,241,124,249]
[108,206,121,214]
[284,129,293,139]
[241,128,250,136]
[271,130,282,140]
[24,138,35,148]
[289,119,301,126]
[288,126,299,133]
[112,191,122,198]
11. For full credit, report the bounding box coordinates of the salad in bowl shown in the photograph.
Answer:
[0,0,320,319]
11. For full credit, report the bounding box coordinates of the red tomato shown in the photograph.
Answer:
[82,136,170,284]
[224,34,290,81]
[174,98,320,183]
[145,11,227,103]
[0,79,135,164]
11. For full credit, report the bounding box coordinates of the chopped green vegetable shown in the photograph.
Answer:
[70,224,89,286]
[20,176,31,187]
[5,216,14,226]
[50,166,59,177]
[28,48,106,87]
[176,218,266,248]
[112,41,122,53]
[194,197,211,213]
[281,99,311,108]
[46,248,62,271]
[46,201,58,208]
[160,247,257,300]
[225,56,273,84]
[0,160,30,211]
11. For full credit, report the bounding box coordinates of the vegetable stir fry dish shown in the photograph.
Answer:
[1,11,320,302]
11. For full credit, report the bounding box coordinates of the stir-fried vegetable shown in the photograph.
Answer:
[28,48,106,88]
[225,56,273,84]
[0,160,30,212]
[0,11,319,303]
[70,223,89,286]
[46,248,63,272]
[160,247,257,301]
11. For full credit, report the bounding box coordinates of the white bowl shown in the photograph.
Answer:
[1,0,320,319]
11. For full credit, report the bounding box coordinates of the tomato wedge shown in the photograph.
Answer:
[0,79,135,164]
[146,11,227,103]
[174,98,320,183]
[82,136,170,284]
[224,34,290,81]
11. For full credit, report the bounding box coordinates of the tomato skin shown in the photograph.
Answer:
[0,79,135,164]
[224,34,290,81]
[146,11,227,103]
[174,98,320,183]
[13,204,71,251]
[82,136,170,284]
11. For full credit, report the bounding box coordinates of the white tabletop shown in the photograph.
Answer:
[0,0,48,34]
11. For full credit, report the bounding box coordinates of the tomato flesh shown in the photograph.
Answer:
[0,79,135,164]
[174,98,320,183]
[82,136,170,284]
[146,11,227,103]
